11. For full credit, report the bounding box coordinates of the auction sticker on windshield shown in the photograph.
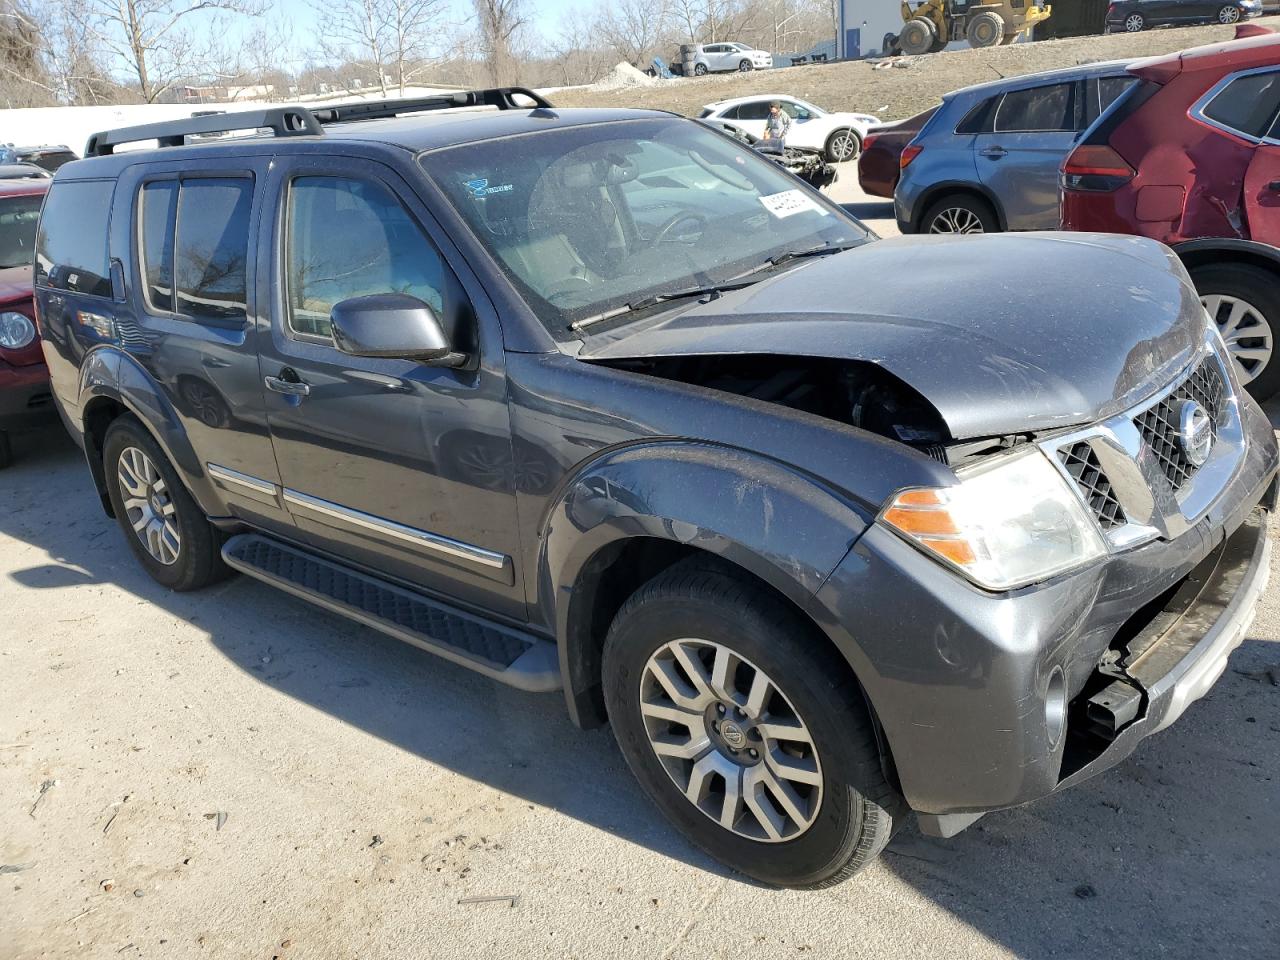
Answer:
[758,189,827,219]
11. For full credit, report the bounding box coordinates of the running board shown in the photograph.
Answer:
[221,533,561,693]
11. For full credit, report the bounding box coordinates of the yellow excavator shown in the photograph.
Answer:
[884,0,1052,55]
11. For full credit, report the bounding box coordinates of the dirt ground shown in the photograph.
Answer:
[2,420,1280,959]
[556,23,1252,121]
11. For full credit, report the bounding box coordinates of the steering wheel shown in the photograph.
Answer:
[652,211,708,246]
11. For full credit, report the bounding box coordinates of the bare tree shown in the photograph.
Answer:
[386,0,449,93]
[596,0,670,67]
[472,0,525,86]
[313,0,390,95]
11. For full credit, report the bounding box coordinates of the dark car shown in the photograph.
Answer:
[1106,0,1261,31]
[0,163,52,181]
[0,178,53,468]
[1063,28,1280,401]
[36,89,1278,888]
[856,106,936,199]
[7,145,79,172]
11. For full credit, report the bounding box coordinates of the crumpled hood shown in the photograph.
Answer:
[579,233,1206,440]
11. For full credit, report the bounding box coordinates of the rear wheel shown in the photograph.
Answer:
[694,63,708,76]
[966,11,1005,47]
[1193,262,1280,401]
[1219,4,1242,22]
[1124,12,1145,30]
[825,128,861,163]
[921,194,999,234]
[103,416,228,591]
[602,560,903,888]
[898,18,938,56]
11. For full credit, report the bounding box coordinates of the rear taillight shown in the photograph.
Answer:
[900,144,922,169]
[1062,144,1135,192]
[862,134,879,152]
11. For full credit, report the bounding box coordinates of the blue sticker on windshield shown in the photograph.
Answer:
[466,178,514,198]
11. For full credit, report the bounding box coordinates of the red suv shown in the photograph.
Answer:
[1062,26,1280,400]
[0,178,52,467]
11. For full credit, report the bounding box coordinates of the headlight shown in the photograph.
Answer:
[0,310,35,349]
[880,448,1106,591]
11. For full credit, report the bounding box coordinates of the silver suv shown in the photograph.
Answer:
[895,61,1136,234]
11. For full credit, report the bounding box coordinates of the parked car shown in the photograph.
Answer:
[1063,28,1280,401]
[1,145,78,172]
[698,118,838,189]
[857,106,937,198]
[0,163,51,181]
[37,88,1278,888]
[1106,0,1261,31]
[896,60,1138,234]
[700,95,879,161]
[0,178,53,468]
[681,42,773,75]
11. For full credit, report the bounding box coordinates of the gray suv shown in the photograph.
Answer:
[896,62,1137,234]
[35,88,1278,889]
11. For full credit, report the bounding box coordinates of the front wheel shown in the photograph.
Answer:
[1219,4,1242,22]
[738,59,753,72]
[1124,12,1145,30]
[103,416,229,591]
[825,128,861,163]
[1193,262,1280,401]
[602,560,903,888]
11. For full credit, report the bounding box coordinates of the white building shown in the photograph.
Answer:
[837,0,907,59]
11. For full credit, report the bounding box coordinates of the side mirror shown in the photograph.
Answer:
[329,293,464,366]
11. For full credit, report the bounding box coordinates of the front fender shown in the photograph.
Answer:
[539,440,871,725]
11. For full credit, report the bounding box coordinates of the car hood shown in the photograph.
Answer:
[827,112,878,128]
[0,265,33,305]
[578,233,1206,440]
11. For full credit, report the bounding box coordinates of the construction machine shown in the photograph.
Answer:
[884,0,1052,55]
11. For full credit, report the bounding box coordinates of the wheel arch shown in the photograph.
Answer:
[1172,237,1280,278]
[910,181,1007,233]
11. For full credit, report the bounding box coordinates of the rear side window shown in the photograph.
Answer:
[34,180,113,297]
[175,179,252,321]
[138,181,177,312]
[737,102,770,121]
[1202,70,1280,139]
[994,83,1076,132]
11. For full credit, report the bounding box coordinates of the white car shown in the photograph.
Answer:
[684,42,773,75]
[698,95,879,162]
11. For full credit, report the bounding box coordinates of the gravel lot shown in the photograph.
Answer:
[3,407,1280,959]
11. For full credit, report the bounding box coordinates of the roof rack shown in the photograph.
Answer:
[83,87,554,158]
[310,86,553,124]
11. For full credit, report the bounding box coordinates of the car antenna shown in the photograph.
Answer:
[987,64,1006,79]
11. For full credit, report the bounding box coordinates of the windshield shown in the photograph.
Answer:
[422,118,868,337]
[0,192,43,269]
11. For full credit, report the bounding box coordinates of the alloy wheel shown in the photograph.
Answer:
[1219,5,1241,22]
[1203,293,1273,385]
[739,60,753,72]
[117,446,182,565]
[1125,13,1144,30]
[638,638,823,842]
[831,132,857,162]
[928,207,985,234]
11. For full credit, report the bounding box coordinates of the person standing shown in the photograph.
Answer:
[763,101,791,145]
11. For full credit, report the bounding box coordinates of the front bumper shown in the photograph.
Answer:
[811,388,1278,824]
[0,358,55,431]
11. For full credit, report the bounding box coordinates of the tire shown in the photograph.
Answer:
[1124,12,1145,30]
[1219,4,1242,22]
[0,430,12,470]
[103,415,229,591]
[693,63,708,76]
[1192,262,1280,401]
[738,59,753,72]
[966,11,1005,47]
[602,560,904,889]
[824,128,861,163]
[898,18,938,56]
[920,193,999,234]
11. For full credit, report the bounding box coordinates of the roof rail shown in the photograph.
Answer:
[309,86,553,124]
[84,106,323,157]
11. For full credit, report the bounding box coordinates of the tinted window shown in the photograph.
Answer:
[955,96,997,134]
[737,102,771,120]
[285,176,445,341]
[34,180,113,296]
[1205,70,1280,138]
[1098,76,1137,114]
[0,192,44,270]
[994,83,1075,132]
[175,178,251,321]
[138,181,177,312]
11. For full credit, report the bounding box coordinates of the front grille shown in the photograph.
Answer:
[1133,359,1226,492]
[1059,441,1126,529]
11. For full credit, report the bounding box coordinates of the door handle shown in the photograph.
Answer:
[979,147,1008,159]
[265,369,310,397]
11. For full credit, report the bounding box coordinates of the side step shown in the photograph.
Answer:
[221,533,561,693]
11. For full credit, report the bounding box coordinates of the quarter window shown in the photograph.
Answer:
[1203,70,1280,139]
[34,179,114,297]
[138,181,177,312]
[1098,76,1137,115]
[994,83,1076,132]
[285,176,446,341]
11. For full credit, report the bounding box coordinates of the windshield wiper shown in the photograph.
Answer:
[767,240,860,267]
[569,278,759,332]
